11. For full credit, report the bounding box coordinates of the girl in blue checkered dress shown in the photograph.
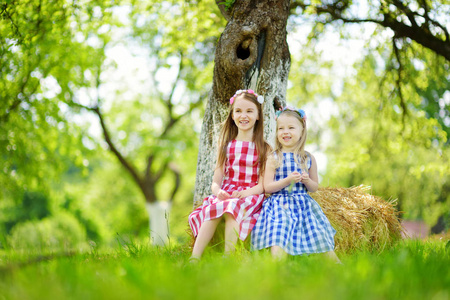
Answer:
[252,107,340,262]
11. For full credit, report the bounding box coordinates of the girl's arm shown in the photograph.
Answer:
[231,174,264,198]
[211,164,231,200]
[263,155,302,194]
[301,154,319,192]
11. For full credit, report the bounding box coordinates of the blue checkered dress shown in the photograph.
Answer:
[251,152,336,255]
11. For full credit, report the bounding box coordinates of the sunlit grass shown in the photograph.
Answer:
[0,239,449,300]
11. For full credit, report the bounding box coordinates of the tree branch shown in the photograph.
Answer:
[165,51,184,120]
[95,106,143,186]
[168,162,181,203]
[289,1,307,12]
[381,13,450,61]
[153,51,186,140]
[289,1,450,62]
[0,70,30,123]
[0,58,49,124]
[154,159,169,183]
[392,38,408,127]
[145,154,154,182]
[391,0,418,28]
[143,52,183,185]
[159,90,207,138]
[72,101,145,195]
[1,2,23,43]
[215,0,232,21]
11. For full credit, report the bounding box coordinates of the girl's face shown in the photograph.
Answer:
[232,96,259,133]
[277,114,303,151]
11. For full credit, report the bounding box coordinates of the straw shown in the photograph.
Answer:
[310,185,404,253]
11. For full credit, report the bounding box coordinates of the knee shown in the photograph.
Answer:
[210,217,222,224]
[223,213,235,223]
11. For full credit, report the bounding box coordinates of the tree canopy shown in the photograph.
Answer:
[286,0,450,230]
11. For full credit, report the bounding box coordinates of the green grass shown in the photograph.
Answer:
[0,239,449,300]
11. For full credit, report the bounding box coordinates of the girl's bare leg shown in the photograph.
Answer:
[191,218,221,260]
[224,213,240,255]
[271,245,288,260]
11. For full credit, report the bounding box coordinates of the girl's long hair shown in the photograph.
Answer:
[274,110,309,171]
[216,92,270,176]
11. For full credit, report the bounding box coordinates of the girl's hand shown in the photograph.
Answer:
[289,171,302,183]
[217,189,231,200]
[300,172,310,183]
[231,190,247,199]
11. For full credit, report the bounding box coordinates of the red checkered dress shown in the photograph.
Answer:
[189,140,265,241]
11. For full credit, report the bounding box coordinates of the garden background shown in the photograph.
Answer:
[1,1,449,298]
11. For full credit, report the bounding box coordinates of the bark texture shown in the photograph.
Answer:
[193,0,291,207]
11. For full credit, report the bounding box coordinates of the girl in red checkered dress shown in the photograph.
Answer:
[189,89,270,261]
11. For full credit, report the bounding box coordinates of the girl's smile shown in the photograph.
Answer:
[232,97,259,132]
[277,114,303,151]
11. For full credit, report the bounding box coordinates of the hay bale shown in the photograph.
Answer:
[310,185,403,253]
[187,185,403,254]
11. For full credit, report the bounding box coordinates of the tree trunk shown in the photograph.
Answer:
[193,0,291,207]
[145,164,180,246]
[146,201,172,246]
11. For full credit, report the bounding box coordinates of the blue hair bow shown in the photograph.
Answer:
[276,106,307,120]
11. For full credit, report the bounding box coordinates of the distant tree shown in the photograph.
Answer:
[1,1,221,245]
[0,0,121,246]
[288,0,450,231]
[1,0,114,197]
[322,50,449,229]
[71,1,225,245]
[290,0,450,135]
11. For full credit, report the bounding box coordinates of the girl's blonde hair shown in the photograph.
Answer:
[274,110,309,171]
[216,92,270,176]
